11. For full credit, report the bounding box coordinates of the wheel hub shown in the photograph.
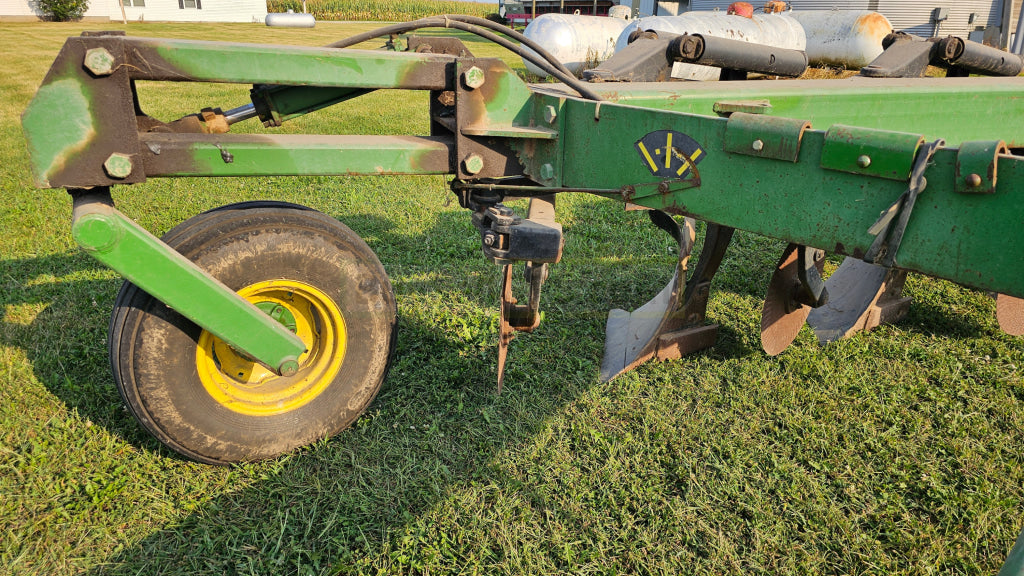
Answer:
[196,280,347,416]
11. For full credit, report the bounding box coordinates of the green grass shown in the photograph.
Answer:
[266,0,496,22]
[2,20,1024,576]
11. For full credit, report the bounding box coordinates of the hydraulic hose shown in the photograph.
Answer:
[325,15,604,101]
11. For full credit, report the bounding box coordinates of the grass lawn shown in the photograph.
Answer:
[2,20,1024,576]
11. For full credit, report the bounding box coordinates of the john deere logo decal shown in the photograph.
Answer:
[635,130,705,178]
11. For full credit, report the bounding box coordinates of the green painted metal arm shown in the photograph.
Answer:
[138,134,453,177]
[21,34,458,188]
[131,37,456,88]
[71,191,306,376]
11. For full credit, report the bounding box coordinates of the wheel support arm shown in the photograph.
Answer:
[71,189,307,376]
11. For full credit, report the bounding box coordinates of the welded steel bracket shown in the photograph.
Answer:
[955,140,1008,194]
[723,113,810,162]
[821,125,924,180]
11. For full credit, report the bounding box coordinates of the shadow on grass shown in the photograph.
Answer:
[0,252,146,440]
[899,291,994,339]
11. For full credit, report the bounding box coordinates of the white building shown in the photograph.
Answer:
[0,0,267,22]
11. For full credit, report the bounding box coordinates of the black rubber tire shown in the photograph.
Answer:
[108,202,397,464]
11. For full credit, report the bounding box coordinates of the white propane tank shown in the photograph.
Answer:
[615,12,806,81]
[266,10,315,28]
[522,13,631,76]
[789,11,892,69]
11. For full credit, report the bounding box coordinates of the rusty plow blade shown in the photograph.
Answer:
[760,244,827,356]
[600,269,684,383]
[600,213,723,383]
[806,258,911,344]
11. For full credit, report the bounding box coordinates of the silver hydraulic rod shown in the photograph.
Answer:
[224,103,258,125]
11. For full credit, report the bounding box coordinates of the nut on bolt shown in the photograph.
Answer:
[543,105,558,124]
[278,358,299,377]
[463,66,486,89]
[463,153,485,175]
[103,153,133,179]
[84,47,116,76]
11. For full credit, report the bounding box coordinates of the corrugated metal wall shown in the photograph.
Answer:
[687,0,1005,39]
[629,0,688,17]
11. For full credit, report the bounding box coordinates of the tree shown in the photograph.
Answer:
[37,0,89,21]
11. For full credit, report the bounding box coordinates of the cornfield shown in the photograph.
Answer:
[266,0,497,21]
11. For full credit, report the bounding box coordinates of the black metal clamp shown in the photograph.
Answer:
[864,139,945,268]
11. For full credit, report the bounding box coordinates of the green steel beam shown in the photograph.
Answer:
[139,134,453,177]
[534,96,1024,298]
[530,76,1024,147]
[134,38,454,89]
[72,197,306,375]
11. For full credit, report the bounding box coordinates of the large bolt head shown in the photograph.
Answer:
[72,213,123,252]
[103,153,133,179]
[463,153,485,175]
[543,105,558,124]
[463,66,486,90]
[539,163,555,180]
[84,47,115,76]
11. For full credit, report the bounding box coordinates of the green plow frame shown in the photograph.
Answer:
[18,28,1024,565]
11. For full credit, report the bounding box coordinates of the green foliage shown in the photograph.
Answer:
[36,0,89,21]
[266,0,495,21]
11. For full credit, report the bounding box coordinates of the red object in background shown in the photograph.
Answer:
[726,2,754,17]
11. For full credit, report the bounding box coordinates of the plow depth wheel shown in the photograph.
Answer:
[109,202,397,464]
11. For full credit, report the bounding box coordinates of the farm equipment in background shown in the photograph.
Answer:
[21,15,1024,478]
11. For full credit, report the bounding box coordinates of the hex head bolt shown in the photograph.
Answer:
[103,153,133,179]
[463,153,485,175]
[543,105,558,125]
[84,47,115,76]
[463,66,485,90]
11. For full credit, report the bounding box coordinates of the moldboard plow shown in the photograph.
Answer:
[21,15,1024,486]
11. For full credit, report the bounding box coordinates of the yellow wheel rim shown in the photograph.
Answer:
[196,280,347,416]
